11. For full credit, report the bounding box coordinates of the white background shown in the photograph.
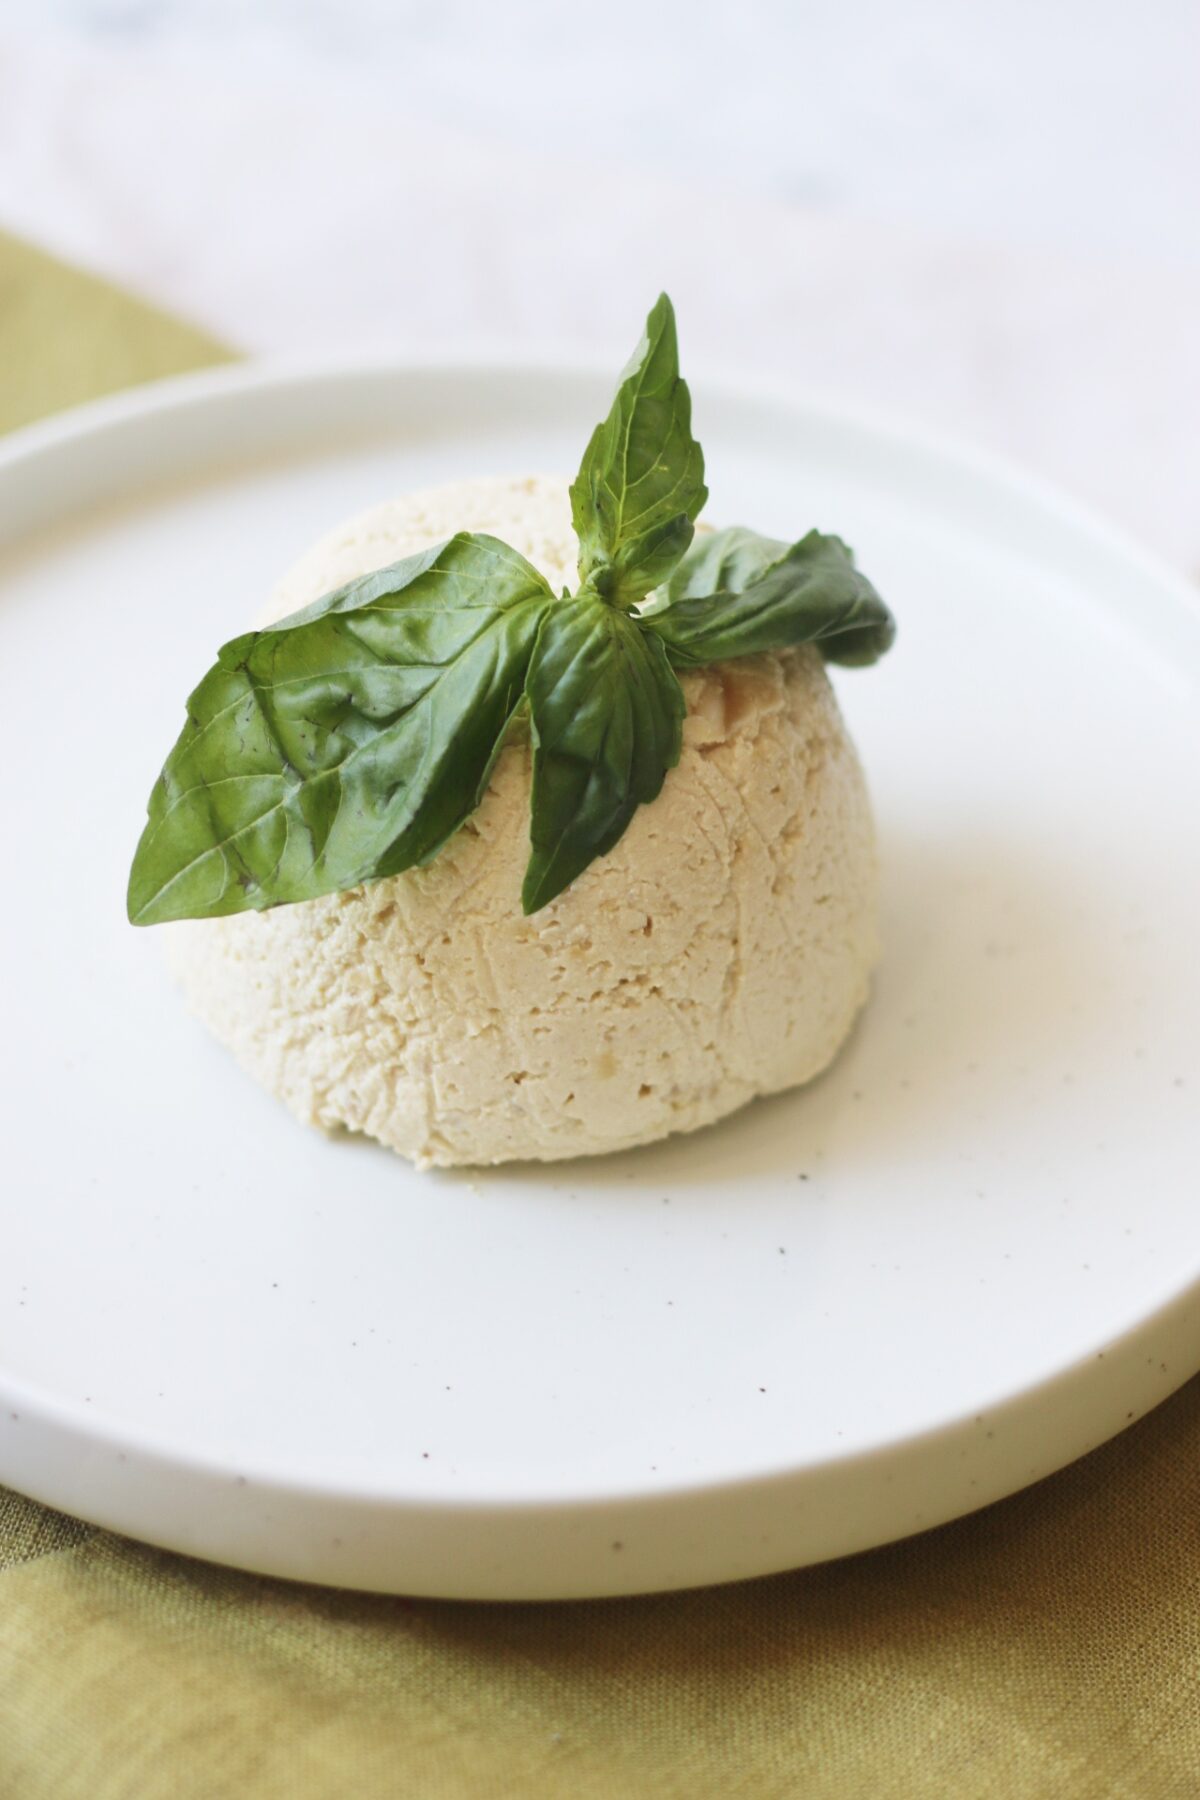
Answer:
[1,1,1198,569]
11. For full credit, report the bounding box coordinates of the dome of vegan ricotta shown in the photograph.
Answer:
[165,476,879,1168]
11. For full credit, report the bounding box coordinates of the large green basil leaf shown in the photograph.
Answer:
[521,593,685,914]
[569,293,707,609]
[642,525,896,668]
[128,533,553,924]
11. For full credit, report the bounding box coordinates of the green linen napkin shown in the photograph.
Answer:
[2,228,1198,1800]
[0,231,229,435]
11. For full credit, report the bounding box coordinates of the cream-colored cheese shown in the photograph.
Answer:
[166,476,879,1168]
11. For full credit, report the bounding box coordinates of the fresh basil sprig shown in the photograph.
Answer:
[128,294,894,925]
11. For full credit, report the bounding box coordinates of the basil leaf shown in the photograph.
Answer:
[521,593,685,914]
[127,534,553,925]
[642,525,896,668]
[569,293,707,608]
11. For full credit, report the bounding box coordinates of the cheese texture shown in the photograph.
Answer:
[165,477,879,1167]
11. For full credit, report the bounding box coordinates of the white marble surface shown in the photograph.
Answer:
[1,5,1198,569]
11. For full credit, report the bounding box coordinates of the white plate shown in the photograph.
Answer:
[1,359,1198,1601]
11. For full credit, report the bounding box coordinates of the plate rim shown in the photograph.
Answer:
[3,344,1198,625]
[2,351,1199,1598]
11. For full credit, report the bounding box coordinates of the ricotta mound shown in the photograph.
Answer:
[166,476,879,1168]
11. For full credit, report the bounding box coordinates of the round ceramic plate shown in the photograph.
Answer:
[1,360,1198,1601]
